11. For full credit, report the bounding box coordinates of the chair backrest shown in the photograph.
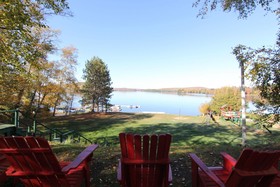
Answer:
[225,149,280,187]
[0,136,69,186]
[119,133,172,187]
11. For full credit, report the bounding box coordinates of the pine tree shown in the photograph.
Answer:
[82,57,113,113]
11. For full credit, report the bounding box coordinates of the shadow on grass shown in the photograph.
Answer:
[48,113,280,187]
[89,123,243,187]
[90,123,280,187]
[39,112,154,133]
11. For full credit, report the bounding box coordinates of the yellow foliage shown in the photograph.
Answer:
[199,103,210,115]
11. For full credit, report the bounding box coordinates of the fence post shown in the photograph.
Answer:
[49,132,52,141]
[33,119,36,134]
[14,109,19,128]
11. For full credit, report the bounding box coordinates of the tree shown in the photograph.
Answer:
[194,0,279,147]
[199,102,211,115]
[0,0,70,74]
[82,57,113,113]
[233,45,248,146]
[0,27,58,111]
[193,0,278,19]
[193,1,279,124]
[50,46,79,116]
[233,45,280,123]
[0,1,69,110]
[209,87,242,114]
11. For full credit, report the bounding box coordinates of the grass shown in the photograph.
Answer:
[42,112,280,187]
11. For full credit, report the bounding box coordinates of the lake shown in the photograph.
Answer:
[70,91,256,116]
[109,91,211,116]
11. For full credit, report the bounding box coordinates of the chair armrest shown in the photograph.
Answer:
[189,153,225,187]
[62,144,98,172]
[168,164,172,183]
[220,152,237,172]
[117,160,122,181]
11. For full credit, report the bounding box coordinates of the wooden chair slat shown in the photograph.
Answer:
[135,135,142,160]
[234,149,253,169]
[126,134,135,159]
[142,135,150,187]
[143,135,149,160]
[118,133,172,187]
[149,135,158,160]
[119,133,127,158]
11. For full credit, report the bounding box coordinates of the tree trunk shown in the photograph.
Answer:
[240,61,247,147]
[52,98,60,116]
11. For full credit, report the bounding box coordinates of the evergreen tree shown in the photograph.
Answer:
[82,57,113,113]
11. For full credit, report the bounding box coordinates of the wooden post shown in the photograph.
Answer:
[14,109,19,128]
[33,119,37,134]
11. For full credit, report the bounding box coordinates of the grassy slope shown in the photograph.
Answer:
[43,112,280,187]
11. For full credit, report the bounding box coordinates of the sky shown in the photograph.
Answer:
[47,0,278,89]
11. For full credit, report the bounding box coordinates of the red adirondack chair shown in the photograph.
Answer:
[0,136,98,187]
[271,158,280,186]
[117,133,172,187]
[0,154,9,185]
[189,149,280,187]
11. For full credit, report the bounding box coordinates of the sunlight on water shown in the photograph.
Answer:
[110,91,211,116]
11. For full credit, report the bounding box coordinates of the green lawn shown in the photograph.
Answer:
[43,112,280,187]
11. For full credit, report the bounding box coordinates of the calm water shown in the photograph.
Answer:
[73,91,211,116]
[72,91,256,116]
[109,91,211,116]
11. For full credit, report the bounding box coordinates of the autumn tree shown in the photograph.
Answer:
[208,87,242,114]
[0,0,69,68]
[0,1,70,111]
[82,57,113,113]
[49,46,79,116]
[199,102,211,115]
[0,1,72,117]
[0,27,58,111]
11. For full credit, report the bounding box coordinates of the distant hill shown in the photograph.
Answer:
[113,87,215,95]
[78,83,256,97]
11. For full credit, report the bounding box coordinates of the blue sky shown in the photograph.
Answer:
[47,0,278,89]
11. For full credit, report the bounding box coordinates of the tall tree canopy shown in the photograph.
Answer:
[194,0,280,123]
[193,0,278,18]
[0,0,72,117]
[0,0,70,70]
[82,57,113,113]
